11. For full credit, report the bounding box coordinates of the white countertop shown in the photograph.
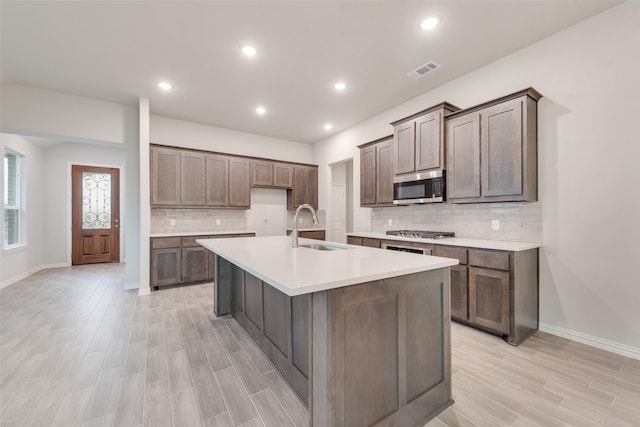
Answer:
[150,230,256,238]
[346,232,541,252]
[197,235,458,296]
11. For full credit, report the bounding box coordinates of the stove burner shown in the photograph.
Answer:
[386,230,455,239]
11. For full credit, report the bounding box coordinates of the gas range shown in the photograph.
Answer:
[386,230,455,239]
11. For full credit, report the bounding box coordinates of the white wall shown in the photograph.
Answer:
[1,134,44,287]
[42,142,126,265]
[0,83,140,288]
[150,115,313,164]
[312,1,640,353]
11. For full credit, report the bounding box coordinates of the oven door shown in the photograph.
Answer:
[382,243,432,255]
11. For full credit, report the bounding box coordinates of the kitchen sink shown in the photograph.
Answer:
[299,243,350,251]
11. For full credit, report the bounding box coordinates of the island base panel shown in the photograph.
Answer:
[214,255,453,426]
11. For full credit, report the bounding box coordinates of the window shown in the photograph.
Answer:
[4,149,22,248]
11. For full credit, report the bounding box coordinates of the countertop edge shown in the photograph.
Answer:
[197,237,458,297]
[346,232,542,252]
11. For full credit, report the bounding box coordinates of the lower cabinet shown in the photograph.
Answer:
[286,229,325,240]
[150,233,255,289]
[349,236,539,345]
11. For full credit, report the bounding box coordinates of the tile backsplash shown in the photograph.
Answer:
[151,208,327,234]
[370,202,542,242]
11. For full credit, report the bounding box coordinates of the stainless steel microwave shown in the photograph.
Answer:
[393,170,445,205]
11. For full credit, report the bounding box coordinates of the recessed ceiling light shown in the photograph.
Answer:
[334,82,346,91]
[421,17,439,30]
[157,81,172,90]
[324,124,333,130]
[255,106,266,115]
[242,46,257,56]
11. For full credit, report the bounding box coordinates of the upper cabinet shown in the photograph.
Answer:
[151,146,181,206]
[287,165,318,210]
[391,103,460,176]
[150,145,317,210]
[446,88,541,203]
[358,135,394,207]
[250,160,293,189]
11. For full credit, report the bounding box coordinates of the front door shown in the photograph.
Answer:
[71,165,120,265]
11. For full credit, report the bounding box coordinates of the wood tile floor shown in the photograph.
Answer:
[1,263,638,427]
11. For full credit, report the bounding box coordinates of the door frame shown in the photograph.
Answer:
[66,161,125,266]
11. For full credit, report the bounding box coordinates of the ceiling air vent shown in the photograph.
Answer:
[407,61,440,80]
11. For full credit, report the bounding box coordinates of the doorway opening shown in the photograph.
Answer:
[71,165,120,265]
[327,159,354,243]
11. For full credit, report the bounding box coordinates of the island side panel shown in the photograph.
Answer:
[230,270,310,405]
[214,255,233,315]
[311,268,453,427]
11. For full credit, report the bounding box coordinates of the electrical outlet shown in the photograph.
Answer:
[216,219,221,225]
[169,219,176,226]
[387,219,393,226]
[491,219,500,230]
[299,218,304,224]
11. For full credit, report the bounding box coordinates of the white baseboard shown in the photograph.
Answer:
[539,322,640,361]
[1,262,69,289]
[137,287,151,296]
[124,281,139,291]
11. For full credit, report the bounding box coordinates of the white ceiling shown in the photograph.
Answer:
[1,1,620,143]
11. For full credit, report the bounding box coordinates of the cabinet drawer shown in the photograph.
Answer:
[232,233,256,238]
[182,236,208,247]
[347,236,363,246]
[151,237,181,249]
[468,249,510,271]
[435,246,468,264]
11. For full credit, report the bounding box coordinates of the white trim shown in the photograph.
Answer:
[124,281,139,291]
[539,322,640,361]
[66,162,124,265]
[0,262,69,289]
[137,287,151,296]
[2,243,27,253]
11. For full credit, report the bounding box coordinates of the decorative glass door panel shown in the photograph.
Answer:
[72,166,120,265]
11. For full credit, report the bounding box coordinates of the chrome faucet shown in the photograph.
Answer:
[291,204,320,248]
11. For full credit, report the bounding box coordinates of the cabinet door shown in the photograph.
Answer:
[360,145,377,206]
[180,151,206,206]
[205,154,229,207]
[415,111,443,171]
[447,113,481,200]
[229,157,250,208]
[151,248,181,287]
[251,160,274,187]
[151,147,181,206]
[393,121,415,175]
[481,99,524,198]
[273,163,293,188]
[182,247,209,282]
[289,166,318,210]
[468,267,510,334]
[449,265,469,321]
[376,139,394,205]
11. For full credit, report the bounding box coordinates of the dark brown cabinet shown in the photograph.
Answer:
[251,160,274,187]
[251,160,293,189]
[229,157,251,208]
[273,163,293,188]
[348,235,539,345]
[150,233,255,289]
[446,88,541,203]
[358,135,394,207]
[287,165,318,210]
[286,229,325,240]
[151,146,181,206]
[391,103,459,176]
[180,151,206,206]
[205,154,229,207]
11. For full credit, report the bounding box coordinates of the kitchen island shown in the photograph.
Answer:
[198,236,458,427]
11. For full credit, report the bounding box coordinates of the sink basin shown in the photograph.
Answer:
[299,243,350,251]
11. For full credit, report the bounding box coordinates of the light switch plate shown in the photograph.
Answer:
[169,219,176,226]
[491,219,500,230]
